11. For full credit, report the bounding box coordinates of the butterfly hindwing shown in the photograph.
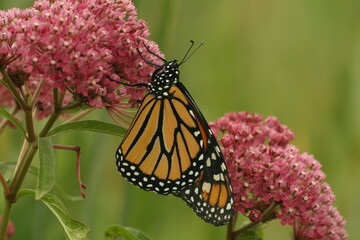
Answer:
[172,83,234,226]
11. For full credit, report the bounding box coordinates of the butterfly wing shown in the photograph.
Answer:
[173,82,235,226]
[173,141,234,226]
[116,85,208,195]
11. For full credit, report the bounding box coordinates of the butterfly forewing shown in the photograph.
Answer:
[116,85,206,195]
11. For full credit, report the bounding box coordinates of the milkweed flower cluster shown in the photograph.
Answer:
[210,112,347,240]
[0,0,163,119]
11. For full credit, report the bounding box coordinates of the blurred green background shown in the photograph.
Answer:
[1,0,359,239]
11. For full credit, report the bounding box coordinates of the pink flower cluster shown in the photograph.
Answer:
[210,112,347,240]
[0,0,162,119]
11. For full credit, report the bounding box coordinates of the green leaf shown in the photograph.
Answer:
[0,162,38,175]
[0,162,83,201]
[0,107,26,135]
[47,120,126,137]
[124,227,152,240]
[52,184,85,202]
[104,225,152,240]
[36,137,56,200]
[235,230,263,240]
[19,189,90,240]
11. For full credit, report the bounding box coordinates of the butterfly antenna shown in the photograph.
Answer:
[106,74,147,88]
[136,41,168,68]
[179,40,204,65]
[136,48,163,68]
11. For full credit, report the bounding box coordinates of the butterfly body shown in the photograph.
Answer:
[115,46,234,225]
[146,60,179,97]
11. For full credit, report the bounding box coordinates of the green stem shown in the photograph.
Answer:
[39,89,62,137]
[0,68,27,110]
[60,100,83,111]
[231,202,278,239]
[30,78,46,109]
[0,88,64,239]
[0,106,19,133]
[0,198,11,240]
[24,104,36,142]
[0,139,37,240]
[63,108,95,124]
[39,112,60,137]
[226,218,234,240]
[232,218,258,238]
[261,201,278,221]
[7,142,37,201]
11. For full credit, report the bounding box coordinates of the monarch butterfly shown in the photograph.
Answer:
[115,41,234,226]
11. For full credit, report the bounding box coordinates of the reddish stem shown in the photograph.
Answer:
[53,144,87,198]
[0,172,9,196]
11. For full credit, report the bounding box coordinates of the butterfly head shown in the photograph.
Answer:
[148,60,180,97]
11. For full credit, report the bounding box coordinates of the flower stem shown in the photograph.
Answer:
[0,106,19,133]
[0,68,27,110]
[0,88,64,239]
[63,107,95,124]
[0,138,37,240]
[0,172,9,196]
[231,202,278,239]
[226,212,238,240]
[231,218,259,238]
[30,78,46,109]
[39,89,62,137]
[261,201,278,221]
[0,197,11,240]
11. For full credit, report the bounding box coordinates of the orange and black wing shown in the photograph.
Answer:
[173,141,234,226]
[172,83,234,226]
[116,85,208,195]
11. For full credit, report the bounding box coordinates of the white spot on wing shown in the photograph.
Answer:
[216,146,221,153]
[189,110,195,118]
[220,173,225,181]
[202,182,211,193]
[226,203,232,210]
[221,163,226,171]
[206,158,211,167]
